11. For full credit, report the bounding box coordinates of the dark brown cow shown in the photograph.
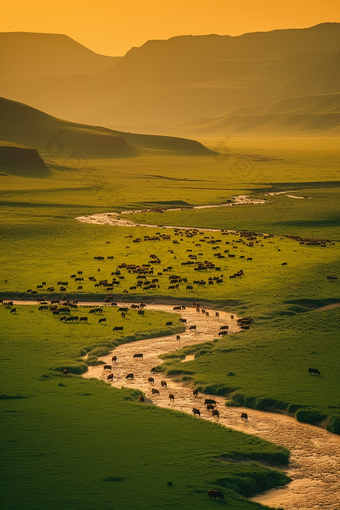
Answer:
[192,408,200,417]
[241,412,248,422]
[161,380,167,387]
[148,377,154,384]
[63,369,68,375]
[169,393,174,402]
[125,373,134,379]
[193,389,198,397]
[212,409,219,419]
[111,355,117,362]
[152,388,160,395]
[133,353,143,359]
[103,365,112,370]
[207,490,224,500]
[107,373,113,381]
[189,325,197,330]
[139,395,145,402]
[206,404,215,411]
[176,335,181,341]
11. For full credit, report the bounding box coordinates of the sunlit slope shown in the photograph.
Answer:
[0,97,212,158]
[0,32,121,81]
[1,24,339,130]
[179,93,340,134]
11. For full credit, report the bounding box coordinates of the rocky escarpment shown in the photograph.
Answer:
[0,144,49,175]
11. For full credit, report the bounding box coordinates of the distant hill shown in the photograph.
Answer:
[1,24,339,133]
[0,97,212,160]
[178,93,340,135]
[0,32,121,81]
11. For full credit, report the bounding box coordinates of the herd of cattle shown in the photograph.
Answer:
[4,226,337,306]
[102,352,250,426]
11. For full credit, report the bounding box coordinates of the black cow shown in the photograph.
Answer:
[193,389,198,397]
[98,318,106,324]
[204,399,216,406]
[139,395,145,402]
[166,322,173,326]
[192,408,200,417]
[212,409,219,419]
[107,373,114,381]
[148,377,154,384]
[308,368,320,376]
[241,412,248,422]
[126,373,134,379]
[207,490,224,500]
[133,353,143,359]
[169,393,174,402]
[113,326,124,332]
[152,388,160,395]
[206,404,215,411]
[103,365,112,370]
[189,325,197,330]
[79,317,88,322]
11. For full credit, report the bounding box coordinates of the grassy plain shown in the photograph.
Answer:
[0,134,339,508]
[1,306,290,510]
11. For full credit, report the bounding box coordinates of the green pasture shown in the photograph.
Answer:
[1,133,340,508]
[1,306,290,510]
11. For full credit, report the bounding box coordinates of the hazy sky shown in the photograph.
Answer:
[1,0,339,55]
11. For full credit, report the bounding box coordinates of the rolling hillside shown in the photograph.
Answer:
[1,24,339,132]
[0,97,212,159]
[178,93,340,135]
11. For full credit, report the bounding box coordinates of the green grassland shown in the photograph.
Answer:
[1,125,340,508]
[1,306,290,510]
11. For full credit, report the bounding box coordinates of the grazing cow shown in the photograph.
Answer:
[103,365,112,370]
[282,262,287,266]
[113,326,124,332]
[121,312,126,319]
[220,325,229,330]
[151,367,158,374]
[112,355,117,362]
[169,393,174,402]
[179,318,187,323]
[204,399,217,406]
[161,380,167,387]
[63,369,68,375]
[79,317,88,322]
[241,412,248,422]
[212,409,219,419]
[107,373,113,381]
[130,304,139,309]
[138,310,145,316]
[139,395,145,402]
[192,408,200,417]
[186,285,193,290]
[173,306,181,311]
[152,388,160,395]
[308,368,320,376]
[10,308,16,314]
[215,312,219,317]
[125,373,134,379]
[148,377,154,384]
[207,490,224,500]
[176,335,181,341]
[59,316,66,321]
[166,322,173,326]
[189,325,197,330]
[193,389,198,397]
[133,353,143,359]
[327,275,338,280]
[218,331,228,336]
[206,404,215,411]
[247,257,252,261]
[206,312,210,317]
[98,318,106,324]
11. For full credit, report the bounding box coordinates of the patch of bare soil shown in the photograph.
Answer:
[83,304,340,510]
